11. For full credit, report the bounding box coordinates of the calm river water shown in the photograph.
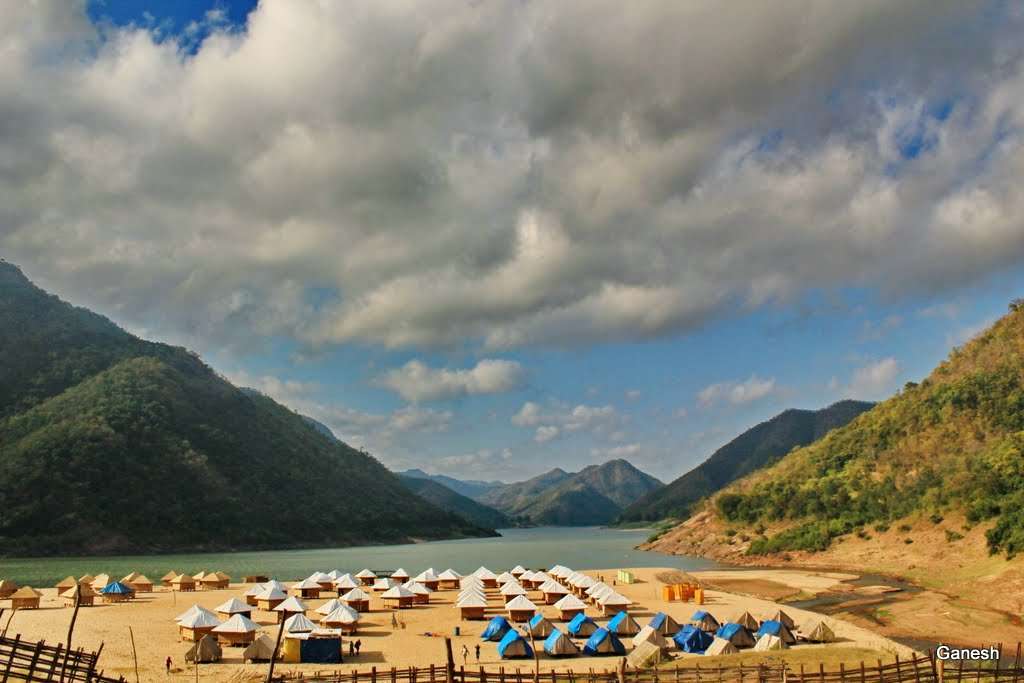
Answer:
[0,527,717,586]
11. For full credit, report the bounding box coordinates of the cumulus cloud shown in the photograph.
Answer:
[534,425,560,443]
[698,376,777,407]
[847,357,901,399]
[3,1,1024,354]
[512,400,619,434]
[376,358,524,401]
[591,443,641,459]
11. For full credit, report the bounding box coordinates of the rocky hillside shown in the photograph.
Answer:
[617,400,874,523]
[648,300,1024,562]
[0,261,496,556]
[398,476,512,530]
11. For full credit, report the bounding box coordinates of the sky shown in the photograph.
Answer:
[3,1,1024,483]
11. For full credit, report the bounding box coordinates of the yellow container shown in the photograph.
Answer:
[661,585,674,601]
[281,637,301,663]
[694,588,704,605]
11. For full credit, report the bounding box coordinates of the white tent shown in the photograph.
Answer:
[544,630,580,656]
[518,570,535,582]
[263,580,287,592]
[321,604,360,625]
[316,598,344,616]
[334,574,359,590]
[540,580,568,595]
[554,594,586,611]
[530,572,551,584]
[801,620,836,643]
[244,585,263,598]
[273,596,308,614]
[753,634,787,651]
[284,613,316,633]
[342,587,370,601]
[175,605,216,623]
[496,572,516,585]
[308,572,332,584]
[372,577,397,591]
[292,578,321,590]
[180,610,221,630]
[414,568,439,582]
[405,581,432,595]
[505,595,537,612]
[456,593,488,607]
[213,614,259,634]
[632,625,670,651]
[391,568,410,579]
[575,575,597,589]
[510,565,527,575]
[355,569,377,580]
[598,592,631,609]
[500,582,526,596]
[255,586,287,601]
[473,567,497,580]
[438,569,462,580]
[214,598,251,615]
[704,637,739,656]
[585,582,608,597]
[381,584,415,599]
[327,570,343,580]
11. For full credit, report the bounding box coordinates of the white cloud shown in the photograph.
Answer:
[625,389,642,401]
[848,357,900,399]
[535,426,560,443]
[698,376,777,407]
[377,358,524,401]
[591,443,641,459]
[1,2,1022,354]
[511,401,543,426]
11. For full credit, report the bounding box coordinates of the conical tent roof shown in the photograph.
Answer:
[381,584,415,599]
[213,614,259,634]
[414,568,438,582]
[753,634,786,651]
[77,575,94,585]
[715,623,756,648]
[649,612,680,633]
[518,571,535,582]
[185,635,222,663]
[91,574,110,589]
[100,581,133,595]
[293,578,321,590]
[457,593,488,607]
[607,611,641,636]
[598,592,630,607]
[585,582,607,596]
[284,613,317,633]
[802,620,836,643]
[510,565,527,574]
[171,573,195,585]
[180,609,221,629]
[308,572,332,583]
[273,596,308,613]
[257,586,287,601]
[755,620,796,645]
[56,576,77,590]
[474,567,497,580]
[575,575,596,589]
[373,578,397,590]
[391,568,410,579]
[735,612,760,631]
[355,568,376,578]
[627,641,663,668]
[321,605,359,625]
[690,610,720,632]
[215,598,251,614]
[768,610,796,629]
[244,584,264,597]
[334,574,359,589]
[567,613,598,636]
[61,583,97,599]
[496,572,516,584]
[243,634,276,661]
[342,587,370,601]
[505,595,537,611]
[540,580,568,594]
[10,586,41,599]
[704,637,739,656]
[264,579,287,592]
[404,582,432,595]
[132,574,152,585]
[121,572,140,583]
[438,569,462,580]
[327,570,342,580]
[175,604,216,623]
[543,629,580,656]
[161,571,178,581]
[633,625,670,650]
[554,594,586,611]
[192,571,207,581]
[317,598,345,615]
[530,572,550,584]
[500,582,526,596]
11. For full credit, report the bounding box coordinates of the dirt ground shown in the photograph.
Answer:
[0,567,911,682]
[648,512,1024,648]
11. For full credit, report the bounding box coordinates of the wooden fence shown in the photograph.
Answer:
[0,634,126,683]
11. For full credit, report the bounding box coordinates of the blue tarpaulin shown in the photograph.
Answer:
[567,613,598,636]
[481,616,511,641]
[497,630,533,659]
[583,628,625,656]
[673,625,713,653]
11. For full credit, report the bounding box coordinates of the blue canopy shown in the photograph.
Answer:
[690,610,710,621]
[755,620,795,644]
[607,611,629,632]
[716,623,744,640]
[497,630,533,659]
[543,629,579,657]
[566,613,598,636]
[673,625,713,653]
[100,581,133,595]
[649,613,667,630]
[583,628,626,656]
[481,616,511,641]
[529,613,545,628]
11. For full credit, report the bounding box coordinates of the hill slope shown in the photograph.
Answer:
[0,261,496,556]
[398,469,505,500]
[617,400,874,523]
[478,460,662,525]
[650,300,1024,560]
[398,476,512,530]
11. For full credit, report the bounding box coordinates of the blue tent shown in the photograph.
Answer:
[497,630,534,659]
[648,612,680,634]
[673,625,713,653]
[690,610,719,632]
[566,613,599,637]
[755,620,796,645]
[583,628,626,656]
[482,616,512,641]
[100,581,134,595]
[607,611,639,635]
[714,623,756,648]
[543,629,580,657]
[528,613,554,638]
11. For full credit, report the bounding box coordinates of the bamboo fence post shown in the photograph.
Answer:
[128,627,140,683]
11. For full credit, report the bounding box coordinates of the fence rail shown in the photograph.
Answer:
[0,634,125,683]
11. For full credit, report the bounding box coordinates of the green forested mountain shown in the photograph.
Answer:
[617,400,874,523]
[478,460,663,526]
[398,469,505,500]
[398,476,512,530]
[0,261,496,556]
[705,301,1024,558]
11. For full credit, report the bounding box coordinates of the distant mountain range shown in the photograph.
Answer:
[398,469,505,500]
[616,400,875,523]
[398,476,512,530]
[0,261,496,556]
[476,459,664,526]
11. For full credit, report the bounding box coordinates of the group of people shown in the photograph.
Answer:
[460,644,481,665]
[348,639,364,657]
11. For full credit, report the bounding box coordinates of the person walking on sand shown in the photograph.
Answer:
[461,644,469,665]
[475,644,480,662]
[391,612,399,629]
[349,641,355,656]
[355,639,362,656]
[165,656,171,675]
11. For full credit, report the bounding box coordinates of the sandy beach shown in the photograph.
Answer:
[0,567,913,682]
